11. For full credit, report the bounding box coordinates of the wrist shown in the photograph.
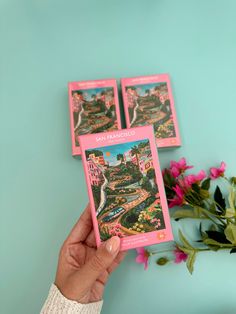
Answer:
[41,284,103,314]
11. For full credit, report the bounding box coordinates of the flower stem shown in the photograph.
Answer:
[196,248,210,252]
[197,246,235,252]
[196,206,227,227]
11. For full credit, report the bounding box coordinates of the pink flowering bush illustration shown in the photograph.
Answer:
[109,223,123,237]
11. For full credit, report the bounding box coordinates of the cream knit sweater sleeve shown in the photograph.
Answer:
[40,284,103,314]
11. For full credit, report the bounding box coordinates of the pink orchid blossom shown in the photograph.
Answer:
[170,158,193,178]
[135,247,150,270]
[183,170,206,188]
[170,166,180,178]
[210,162,226,179]
[174,247,188,264]
[169,185,185,208]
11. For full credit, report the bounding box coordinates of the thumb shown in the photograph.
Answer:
[79,236,120,288]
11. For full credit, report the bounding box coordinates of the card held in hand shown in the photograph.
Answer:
[79,125,173,251]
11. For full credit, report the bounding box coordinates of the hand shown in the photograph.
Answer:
[55,204,126,304]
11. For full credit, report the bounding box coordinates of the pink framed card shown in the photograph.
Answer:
[79,125,173,251]
[68,79,121,156]
[121,74,181,148]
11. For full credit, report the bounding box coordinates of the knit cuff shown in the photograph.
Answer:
[40,284,103,314]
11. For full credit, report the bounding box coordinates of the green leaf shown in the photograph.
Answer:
[198,206,223,223]
[186,251,196,274]
[209,224,218,232]
[177,244,197,274]
[163,169,176,187]
[205,230,231,244]
[230,248,236,254]
[228,187,236,211]
[215,223,225,232]
[223,187,236,218]
[198,222,208,240]
[192,183,201,194]
[203,238,220,246]
[176,245,195,258]
[214,186,226,214]
[203,237,233,249]
[199,222,203,235]
[230,177,236,185]
[225,208,235,218]
[199,189,209,199]
[172,208,201,220]
[178,230,194,250]
[201,178,211,190]
[208,203,217,214]
[224,223,236,245]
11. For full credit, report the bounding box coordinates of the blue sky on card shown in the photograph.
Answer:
[74,87,113,101]
[127,82,166,96]
[88,139,148,165]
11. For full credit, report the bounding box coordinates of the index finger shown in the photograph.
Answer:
[66,204,93,244]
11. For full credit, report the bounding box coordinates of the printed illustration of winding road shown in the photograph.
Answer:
[96,168,108,216]
[131,96,171,127]
[97,163,151,235]
[86,138,165,239]
[75,100,116,136]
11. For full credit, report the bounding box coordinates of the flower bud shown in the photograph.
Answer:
[200,189,209,199]
[156,257,169,266]
[231,177,236,185]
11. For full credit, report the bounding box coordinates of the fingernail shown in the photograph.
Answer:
[105,236,120,253]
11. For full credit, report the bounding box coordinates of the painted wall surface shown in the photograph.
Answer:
[1,1,236,313]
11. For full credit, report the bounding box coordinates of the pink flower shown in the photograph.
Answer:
[170,158,193,178]
[194,170,206,181]
[151,218,158,223]
[155,221,161,229]
[174,247,188,264]
[170,166,181,178]
[210,162,226,179]
[183,170,206,188]
[135,247,150,270]
[169,185,185,208]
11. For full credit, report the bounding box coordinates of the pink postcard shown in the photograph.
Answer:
[79,125,173,251]
[121,74,181,148]
[68,79,121,156]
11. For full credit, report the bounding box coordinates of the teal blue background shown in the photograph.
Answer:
[1,0,236,313]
